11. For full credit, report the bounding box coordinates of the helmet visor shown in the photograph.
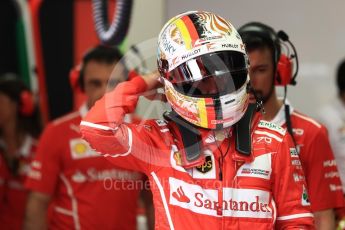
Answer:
[170,51,248,97]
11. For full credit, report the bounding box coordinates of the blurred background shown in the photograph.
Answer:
[1,0,344,122]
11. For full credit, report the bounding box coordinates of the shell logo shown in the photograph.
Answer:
[73,143,88,155]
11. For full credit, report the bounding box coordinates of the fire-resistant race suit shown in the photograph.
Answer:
[270,101,345,212]
[80,76,315,229]
[26,105,143,230]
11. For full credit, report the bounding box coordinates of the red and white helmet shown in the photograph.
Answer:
[157,11,249,129]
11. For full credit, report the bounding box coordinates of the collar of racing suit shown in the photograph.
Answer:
[166,116,257,169]
[270,98,294,126]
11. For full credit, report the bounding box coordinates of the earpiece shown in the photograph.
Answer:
[276,54,293,86]
[277,30,299,86]
[20,90,35,116]
[69,65,82,91]
[275,30,298,86]
[0,73,35,117]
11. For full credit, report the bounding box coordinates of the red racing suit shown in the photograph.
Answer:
[269,102,345,212]
[0,136,37,230]
[80,77,315,229]
[26,106,143,230]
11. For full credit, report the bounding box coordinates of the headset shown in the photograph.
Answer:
[69,65,81,91]
[19,90,35,116]
[238,22,299,87]
[0,74,35,117]
[238,22,300,148]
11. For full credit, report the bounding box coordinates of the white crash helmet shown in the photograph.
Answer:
[157,11,249,129]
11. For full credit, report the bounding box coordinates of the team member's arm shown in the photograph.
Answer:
[80,72,169,172]
[314,209,335,230]
[24,192,51,230]
[273,134,315,229]
[24,124,62,230]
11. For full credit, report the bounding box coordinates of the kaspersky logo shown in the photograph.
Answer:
[169,178,272,218]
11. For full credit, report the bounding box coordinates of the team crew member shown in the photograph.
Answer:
[238,22,344,229]
[0,75,41,230]
[318,59,345,227]
[24,45,148,230]
[80,11,314,229]
[318,59,345,193]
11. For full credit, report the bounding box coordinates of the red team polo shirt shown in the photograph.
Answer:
[270,102,345,212]
[25,106,143,230]
[0,136,37,230]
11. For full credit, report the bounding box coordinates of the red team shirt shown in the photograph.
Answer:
[0,136,37,230]
[269,102,345,212]
[80,77,314,229]
[25,106,143,230]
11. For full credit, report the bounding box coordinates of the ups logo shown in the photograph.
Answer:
[196,155,212,173]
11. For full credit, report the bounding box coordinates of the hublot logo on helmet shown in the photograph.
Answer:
[221,43,239,49]
[181,48,201,60]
